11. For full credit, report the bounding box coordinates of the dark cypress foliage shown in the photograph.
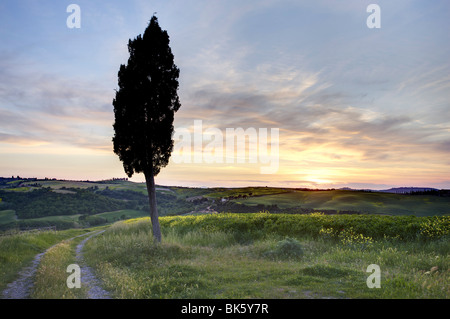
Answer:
[112,16,180,242]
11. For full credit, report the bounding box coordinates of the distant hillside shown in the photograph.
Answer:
[378,187,439,194]
[0,178,200,231]
[1,177,449,232]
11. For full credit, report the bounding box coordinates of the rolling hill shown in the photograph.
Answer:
[0,177,449,232]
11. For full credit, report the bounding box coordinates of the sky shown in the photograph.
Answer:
[0,0,449,189]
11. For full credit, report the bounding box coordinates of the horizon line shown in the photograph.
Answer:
[1,176,446,191]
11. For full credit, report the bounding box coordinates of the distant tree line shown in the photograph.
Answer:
[409,190,450,197]
[0,186,202,223]
[0,187,132,219]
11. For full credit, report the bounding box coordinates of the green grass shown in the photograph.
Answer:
[82,214,449,299]
[0,210,16,225]
[96,209,149,222]
[230,190,450,216]
[157,213,449,241]
[5,187,37,192]
[0,209,147,230]
[30,180,115,190]
[1,180,448,299]
[2,213,447,299]
[32,179,168,195]
[0,228,92,292]
[20,214,82,223]
[31,236,90,299]
[206,186,291,199]
[21,209,147,225]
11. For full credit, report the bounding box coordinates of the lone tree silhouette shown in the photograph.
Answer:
[112,16,181,242]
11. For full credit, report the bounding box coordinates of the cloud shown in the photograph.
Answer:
[1,0,449,187]
[174,58,450,180]
[0,53,114,153]
[0,132,48,146]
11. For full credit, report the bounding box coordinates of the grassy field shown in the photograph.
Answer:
[24,179,172,195]
[0,228,93,292]
[221,190,450,216]
[31,234,91,299]
[1,180,449,300]
[81,214,449,299]
[96,209,149,222]
[205,186,291,199]
[1,212,448,299]
[0,209,148,229]
[0,178,189,230]
[2,180,449,232]
[0,210,16,224]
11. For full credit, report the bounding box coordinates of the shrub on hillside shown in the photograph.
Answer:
[319,226,374,250]
[418,216,449,240]
[263,237,304,260]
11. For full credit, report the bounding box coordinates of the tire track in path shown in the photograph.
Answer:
[1,230,109,299]
[75,230,111,299]
[1,247,49,299]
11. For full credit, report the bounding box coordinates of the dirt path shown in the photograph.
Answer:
[1,230,109,299]
[1,248,48,299]
[75,230,111,299]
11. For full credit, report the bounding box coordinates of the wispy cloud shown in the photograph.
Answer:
[0,53,114,152]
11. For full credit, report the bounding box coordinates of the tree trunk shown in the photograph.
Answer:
[144,169,162,243]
